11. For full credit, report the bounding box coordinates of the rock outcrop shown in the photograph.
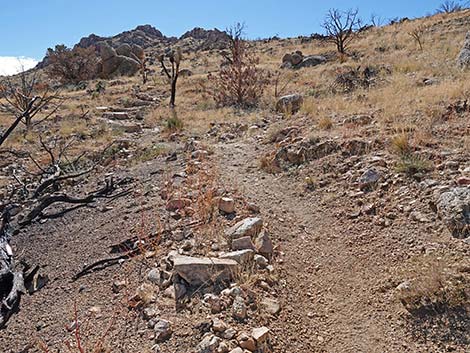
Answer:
[457,31,470,68]
[98,42,142,78]
[76,24,166,50]
[282,51,327,69]
[436,187,470,238]
[180,27,230,50]
[276,94,304,114]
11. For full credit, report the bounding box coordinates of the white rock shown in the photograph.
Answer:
[232,296,247,320]
[252,326,270,343]
[219,197,235,214]
[173,256,239,286]
[226,217,263,240]
[219,250,254,266]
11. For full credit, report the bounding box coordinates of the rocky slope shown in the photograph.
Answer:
[1,8,470,353]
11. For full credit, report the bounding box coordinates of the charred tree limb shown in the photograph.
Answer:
[0,206,25,328]
[0,98,39,148]
[72,251,138,281]
[19,179,116,227]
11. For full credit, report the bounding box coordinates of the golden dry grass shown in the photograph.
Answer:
[0,10,469,159]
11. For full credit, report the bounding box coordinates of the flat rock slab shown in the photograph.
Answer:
[173,256,239,286]
[103,119,143,133]
[219,250,254,265]
[102,112,130,120]
[226,217,263,240]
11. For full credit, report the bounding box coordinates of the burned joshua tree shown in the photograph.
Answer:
[158,48,182,108]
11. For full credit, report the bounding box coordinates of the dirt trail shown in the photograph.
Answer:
[214,139,427,353]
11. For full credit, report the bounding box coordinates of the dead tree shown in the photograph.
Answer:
[436,0,466,13]
[0,98,38,147]
[0,70,63,138]
[408,25,427,51]
[208,23,268,108]
[370,13,384,27]
[321,8,362,54]
[158,48,182,108]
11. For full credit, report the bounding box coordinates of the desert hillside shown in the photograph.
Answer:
[0,8,469,353]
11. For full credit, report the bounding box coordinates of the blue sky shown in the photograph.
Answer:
[0,0,449,74]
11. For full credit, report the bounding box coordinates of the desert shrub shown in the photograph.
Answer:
[46,45,99,84]
[391,134,432,176]
[208,23,268,109]
[332,66,386,93]
[408,25,428,51]
[396,154,432,175]
[165,112,184,132]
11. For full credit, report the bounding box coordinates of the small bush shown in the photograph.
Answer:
[396,154,432,176]
[134,144,168,163]
[165,114,184,133]
[332,66,385,93]
[259,152,280,174]
[391,134,432,176]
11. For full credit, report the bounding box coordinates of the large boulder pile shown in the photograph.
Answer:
[98,42,143,78]
[281,51,327,69]
[180,27,230,51]
[457,31,470,68]
[76,24,166,50]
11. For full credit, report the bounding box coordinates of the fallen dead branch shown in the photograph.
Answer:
[0,206,25,328]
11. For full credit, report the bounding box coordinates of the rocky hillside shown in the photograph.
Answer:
[75,24,230,52]
[1,8,470,353]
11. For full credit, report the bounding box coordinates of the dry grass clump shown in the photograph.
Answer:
[133,144,168,164]
[398,268,468,316]
[390,133,432,176]
[259,152,280,174]
[165,113,184,133]
[318,116,333,130]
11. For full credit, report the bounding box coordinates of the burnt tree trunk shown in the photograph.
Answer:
[170,74,178,108]
[0,207,24,328]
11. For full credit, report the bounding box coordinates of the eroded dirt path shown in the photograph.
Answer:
[214,138,444,353]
